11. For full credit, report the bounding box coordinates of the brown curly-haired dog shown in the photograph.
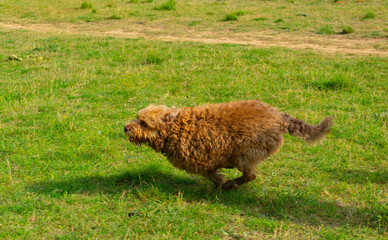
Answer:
[124,100,332,190]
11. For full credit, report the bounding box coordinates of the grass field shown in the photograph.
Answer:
[1,0,387,38]
[1,0,387,239]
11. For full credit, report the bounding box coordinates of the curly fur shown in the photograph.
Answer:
[124,100,333,190]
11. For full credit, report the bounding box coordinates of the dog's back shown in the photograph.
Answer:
[189,100,287,138]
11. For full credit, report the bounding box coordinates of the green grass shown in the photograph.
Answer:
[107,14,122,20]
[20,12,37,19]
[222,13,238,21]
[361,11,375,21]
[80,1,92,9]
[154,0,176,11]
[222,11,246,21]
[143,50,163,64]
[317,25,337,34]
[233,10,246,17]
[0,28,387,239]
[274,18,283,23]
[188,20,201,26]
[342,26,354,34]
[308,73,353,91]
[0,0,387,38]
[253,17,268,21]
[105,2,115,8]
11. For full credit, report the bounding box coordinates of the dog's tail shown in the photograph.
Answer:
[281,113,333,143]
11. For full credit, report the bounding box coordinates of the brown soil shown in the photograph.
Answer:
[1,21,387,56]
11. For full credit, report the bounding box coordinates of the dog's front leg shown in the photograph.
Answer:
[202,171,226,189]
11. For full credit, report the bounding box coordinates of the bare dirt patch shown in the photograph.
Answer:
[1,21,387,56]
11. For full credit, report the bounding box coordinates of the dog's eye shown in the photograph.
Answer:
[140,120,147,127]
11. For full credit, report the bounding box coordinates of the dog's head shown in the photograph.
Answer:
[124,104,178,152]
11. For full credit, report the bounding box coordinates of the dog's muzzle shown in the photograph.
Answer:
[124,125,140,144]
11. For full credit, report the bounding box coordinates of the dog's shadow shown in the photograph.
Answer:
[28,167,385,231]
[325,168,388,185]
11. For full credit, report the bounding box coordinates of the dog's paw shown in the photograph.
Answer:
[222,180,237,191]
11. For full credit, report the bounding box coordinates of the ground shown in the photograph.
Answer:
[0,21,388,56]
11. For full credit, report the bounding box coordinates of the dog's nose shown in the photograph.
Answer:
[124,125,129,132]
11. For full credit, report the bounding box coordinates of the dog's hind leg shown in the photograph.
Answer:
[202,171,226,188]
[221,146,269,190]
[222,170,257,190]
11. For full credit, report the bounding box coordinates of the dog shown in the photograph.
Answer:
[124,100,333,190]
